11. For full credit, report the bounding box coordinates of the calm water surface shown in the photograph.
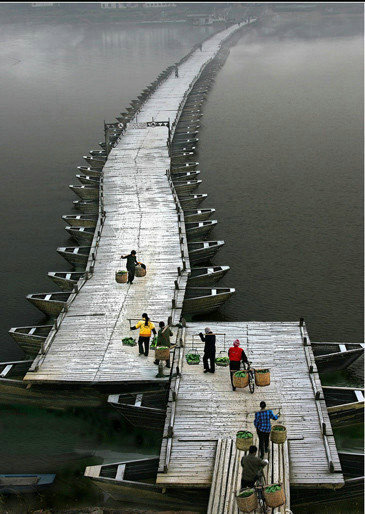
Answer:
[0,13,363,512]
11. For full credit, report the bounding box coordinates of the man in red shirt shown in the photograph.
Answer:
[228,339,248,391]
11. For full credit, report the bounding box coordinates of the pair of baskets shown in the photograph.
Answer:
[235,430,253,451]
[236,484,285,512]
[115,264,146,283]
[215,350,229,367]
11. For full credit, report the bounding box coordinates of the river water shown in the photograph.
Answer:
[0,11,363,513]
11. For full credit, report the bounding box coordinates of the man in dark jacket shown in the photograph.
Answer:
[121,250,140,284]
[199,327,216,373]
[240,445,268,489]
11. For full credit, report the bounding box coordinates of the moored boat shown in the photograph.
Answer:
[57,246,91,267]
[0,474,56,494]
[89,150,107,157]
[184,208,215,222]
[73,200,98,214]
[179,193,207,209]
[62,215,98,228]
[48,271,85,291]
[338,451,363,477]
[77,166,102,178]
[76,174,100,185]
[183,287,235,315]
[171,170,200,181]
[69,185,99,201]
[26,292,71,318]
[173,179,201,195]
[323,386,364,427]
[171,152,196,164]
[84,458,207,510]
[65,226,95,245]
[186,220,217,239]
[108,390,168,430]
[170,161,199,172]
[9,325,52,354]
[83,156,105,170]
[187,266,230,286]
[187,240,225,264]
[311,342,364,372]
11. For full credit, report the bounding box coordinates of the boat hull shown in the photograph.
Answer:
[83,156,105,169]
[183,290,235,315]
[9,326,52,354]
[65,227,95,245]
[174,180,201,195]
[179,195,207,209]
[188,266,229,286]
[73,200,98,214]
[57,247,90,268]
[188,242,224,264]
[77,166,102,178]
[184,209,215,222]
[26,296,68,318]
[62,215,98,228]
[186,221,217,240]
[48,272,85,291]
[69,185,99,201]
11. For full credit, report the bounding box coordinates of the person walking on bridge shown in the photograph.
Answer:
[240,445,268,489]
[254,401,280,458]
[154,321,173,368]
[228,339,248,391]
[199,328,216,374]
[121,250,142,285]
[174,65,179,78]
[131,313,156,357]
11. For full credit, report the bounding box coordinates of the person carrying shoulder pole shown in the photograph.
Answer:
[228,339,248,391]
[121,250,143,285]
[154,321,173,368]
[254,401,280,459]
[199,327,216,374]
[131,313,156,357]
[240,445,268,489]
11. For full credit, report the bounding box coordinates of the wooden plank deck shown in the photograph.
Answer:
[157,322,344,491]
[207,438,290,514]
[24,24,242,384]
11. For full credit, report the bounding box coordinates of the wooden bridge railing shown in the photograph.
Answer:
[299,318,340,474]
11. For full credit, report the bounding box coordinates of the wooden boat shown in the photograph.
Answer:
[174,180,201,195]
[62,215,98,228]
[291,477,363,506]
[172,137,199,148]
[172,131,199,141]
[188,266,230,286]
[57,246,91,268]
[84,458,208,510]
[69,184,99,201]
[73,200,98,214]
[187,240,225,264]
[77,166,102,178]
[171,170,200,181]
[311,342,364,372]
[76,174,100,185]
[338,451,363,477]
[26,292,71,317]
[8,325,52,354]
[99,141,106,149]
[183,287,235,315]
[171,152,196,164]
[170,161,199,172]
[89,150,106,157]
[184,208,215,222]
[322,386,364,427]
[186,220,217,239]
[0,363,107,408]
[48,271,85,291]
[65,226,95,245]
[108,390,168,430]
[0,474,56,494]
[179,193,207,209]
[171,144,197,153]
[83,156,105,170]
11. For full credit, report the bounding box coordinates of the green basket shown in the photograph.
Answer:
[186,348,200,365]
[122,337,137,347]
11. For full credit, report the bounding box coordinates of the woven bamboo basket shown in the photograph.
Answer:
[135,265,146,277]
[255,369,271,386]
[233,372,249,388]
[155,347,170,361]
[270,425,287,444]
[115,271,128,283]
[236,433,253,451]
[263,484,285,508]
[236,489,258,512]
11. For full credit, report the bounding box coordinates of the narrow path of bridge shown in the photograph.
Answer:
[25,24,241,384]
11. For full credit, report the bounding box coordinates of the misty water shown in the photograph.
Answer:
[0,11,363,512]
